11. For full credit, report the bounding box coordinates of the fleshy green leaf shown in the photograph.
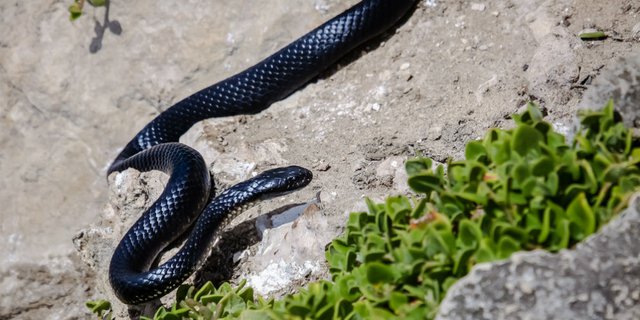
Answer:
[465,141,487,161]
[68,3,83,20]
[406,157,433,176]
[458,219,482,249]
[88,0,106,6]
[497,236,520,259]
[408,174,444,194]
[566,193,596,240]
[512,124,544,156]
[366,262,399,284]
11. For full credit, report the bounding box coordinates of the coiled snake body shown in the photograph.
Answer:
[108,0,416,305]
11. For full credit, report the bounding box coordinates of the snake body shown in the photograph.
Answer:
[108,0,416,305]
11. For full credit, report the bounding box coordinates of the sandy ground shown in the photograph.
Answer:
[0,0,638,318]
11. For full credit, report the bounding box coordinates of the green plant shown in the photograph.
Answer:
[86,299,113,319]
[68,0,106,21]
[87,101,640,319]
[317,101,640,319]
[142,280,275,320]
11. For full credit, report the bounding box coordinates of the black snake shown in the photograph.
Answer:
[108,0,416,305]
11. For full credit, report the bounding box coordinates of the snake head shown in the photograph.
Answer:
[250,165,313,197]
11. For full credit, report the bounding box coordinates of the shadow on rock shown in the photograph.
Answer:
[90,0,122,53]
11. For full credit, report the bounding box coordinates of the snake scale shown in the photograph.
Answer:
[108,0,417,305]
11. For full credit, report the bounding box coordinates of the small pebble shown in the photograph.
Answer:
[470,3,486,11]
[400,62,411,70]
[579,28,599,34]
[313,161,331,172]
[632,22,640,40]
[424,0,437,7]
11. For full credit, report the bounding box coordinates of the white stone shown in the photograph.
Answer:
[471,3,486,11]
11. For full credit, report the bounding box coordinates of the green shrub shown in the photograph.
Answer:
[88,101,640,319]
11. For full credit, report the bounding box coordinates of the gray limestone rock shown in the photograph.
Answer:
[525,26,582,106]
[0,255,96,320]
[437,194,640,320]
[577,51,640,128]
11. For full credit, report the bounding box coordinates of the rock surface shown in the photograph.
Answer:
[1,0,639,318]
[577,52,640,127]
[437,194,640,320]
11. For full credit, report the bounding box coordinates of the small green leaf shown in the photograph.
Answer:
[363,250,386,263]
[442,277,459,291]
[465,141,487,161]
[389,291,408,313]
[158,312,180,320]
[453,248,475,276]
[224,294,248,316]
[194,281,215,301]
[546,171,559,195]
[551,219,571,251]
[237,286,253,302]
[88,0,106,6]
[537,207,552,243]
[85,299,111,315]
[458,219,482,248]
[385,196,412,222]
[512,124,544,156]
[532,157,554,177]
[579,30,606,40]
[521,177,538,197]
[512,162,530,184]
[494,139,513,164]
[200,293,224,305]
[546,131,566,149]
[405,157,433,176]
[348,210,370,230]
[566,193,596,240]
[170,304,190,317]
[239,310,279,320]
[453,191,487,206]
[410,198,428,219]
[327,246,356,273]
[336,276,361,301]
[365,262,399,284]
[408,174,444,194]
[497,236,520,259]
[288,302,312,316]
[68,3,83,20]
[525,102,544,123]
[475,240,495,263]
[533,121,551,135]
[153,306,168,319]
[603,163,629,182]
